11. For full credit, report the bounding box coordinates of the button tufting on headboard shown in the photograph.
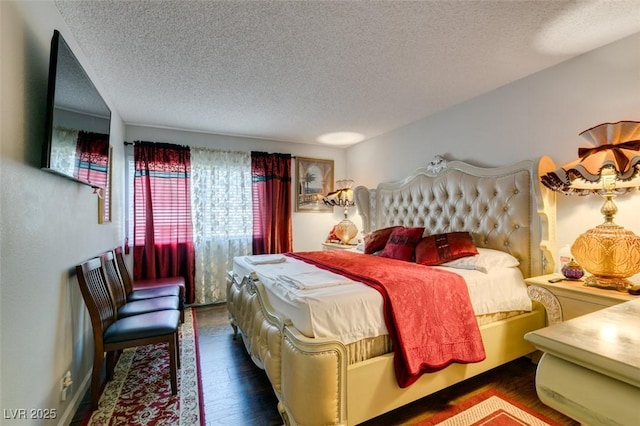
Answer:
[353,157,557,278]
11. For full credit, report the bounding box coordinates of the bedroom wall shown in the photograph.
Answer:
[2,2,637,423]
[346,31,640,275]
[125,125,349,252]
[0,1,345,420]
[1,2,124,424]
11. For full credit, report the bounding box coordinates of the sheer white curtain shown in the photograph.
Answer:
[190,147,252,305]
[51,126,78,175]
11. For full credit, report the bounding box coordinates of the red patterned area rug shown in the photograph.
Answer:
[417,388,563,426]
[82,308,204,425]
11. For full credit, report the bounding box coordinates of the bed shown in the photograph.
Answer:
[226,156,556,425]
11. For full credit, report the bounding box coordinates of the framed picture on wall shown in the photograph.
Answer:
[98,146,112,224]
[295,157,334,212]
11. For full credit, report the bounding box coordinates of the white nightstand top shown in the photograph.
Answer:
[525,274,636,304]
[525,298,640,388]
[321,242,359,250]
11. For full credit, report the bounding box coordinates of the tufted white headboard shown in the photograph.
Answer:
[354,156,557,278]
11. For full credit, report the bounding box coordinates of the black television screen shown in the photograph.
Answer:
[42,30,111,190]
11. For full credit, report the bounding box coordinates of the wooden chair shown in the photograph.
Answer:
[76,257,180,410]
[114,246,186,322]
[100,251,180,319]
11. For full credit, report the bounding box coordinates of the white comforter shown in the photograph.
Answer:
[233,254,531,344]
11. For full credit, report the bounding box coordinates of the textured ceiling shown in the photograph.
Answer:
[54,0,640,146]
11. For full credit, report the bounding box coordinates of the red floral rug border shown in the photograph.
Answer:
[82,308,204,425]
[418,387,564,426]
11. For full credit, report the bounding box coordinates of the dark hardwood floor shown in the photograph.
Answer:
[198,304,578,426]
[72,304,579,425]
[198,304,282,426]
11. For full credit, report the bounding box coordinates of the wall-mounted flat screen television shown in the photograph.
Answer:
[42,30,111,190]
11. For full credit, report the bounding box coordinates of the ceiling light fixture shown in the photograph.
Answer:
[317,132,365,146]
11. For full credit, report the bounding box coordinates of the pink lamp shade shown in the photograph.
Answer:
[541,121,640,194]
[540,121,640,291]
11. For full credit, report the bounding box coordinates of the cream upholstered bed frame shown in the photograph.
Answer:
[226,156,556,425]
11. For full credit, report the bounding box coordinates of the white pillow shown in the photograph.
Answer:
[440,248,519,273]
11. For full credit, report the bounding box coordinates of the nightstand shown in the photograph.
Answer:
[525,274,636,322]
[321,242,358,251]
[524,298,640,425]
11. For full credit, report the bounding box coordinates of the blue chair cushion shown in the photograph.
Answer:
[117,295,179,318]
[127,285,180,301]
[104,310,180,343]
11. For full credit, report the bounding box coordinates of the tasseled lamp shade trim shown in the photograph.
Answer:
[541,121,640,194]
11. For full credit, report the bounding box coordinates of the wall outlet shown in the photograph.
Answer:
[60,371,73,401]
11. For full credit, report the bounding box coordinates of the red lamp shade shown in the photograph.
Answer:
[541,121,640,291]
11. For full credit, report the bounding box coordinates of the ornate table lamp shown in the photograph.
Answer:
[323,179,358,244]
[541,121,640,291]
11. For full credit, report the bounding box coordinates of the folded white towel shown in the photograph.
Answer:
[276,270,352,290]
[245,255,287,265]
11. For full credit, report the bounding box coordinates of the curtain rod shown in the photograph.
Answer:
[124,141,296,158]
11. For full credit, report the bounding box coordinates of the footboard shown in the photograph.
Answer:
[280,326,348,425]
[226,272,545,426]
[226,272,285,392]
[226,272,350,425]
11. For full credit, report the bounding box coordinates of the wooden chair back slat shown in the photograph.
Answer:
[114,246,134,295]
[101,251,127,311]
[76,257,116,338]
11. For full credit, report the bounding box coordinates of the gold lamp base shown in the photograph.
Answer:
[334,218,358,245]
[571,223,640,292]
[583,275,635,292]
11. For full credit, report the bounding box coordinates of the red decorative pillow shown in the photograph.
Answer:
[379,227,424,261]
[363,226,401,254]
[415,232,479,266]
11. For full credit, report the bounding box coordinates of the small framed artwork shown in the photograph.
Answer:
[295,157,334,212]
[98,146,112,224]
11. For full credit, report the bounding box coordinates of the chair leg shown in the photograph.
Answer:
[106,351,117,381]
[176,331,181,369]
[168,334,178,395]
[90,349,104,410]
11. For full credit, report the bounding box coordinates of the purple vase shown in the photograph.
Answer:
[562,260,584,280]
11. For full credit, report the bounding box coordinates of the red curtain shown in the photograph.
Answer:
[133,141,195,303]
[74,131,109,188]
[251,152,292,254]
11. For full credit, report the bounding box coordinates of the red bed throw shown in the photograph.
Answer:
[286,251,486,388]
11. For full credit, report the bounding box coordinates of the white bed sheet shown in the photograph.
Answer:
[233,254,531,345]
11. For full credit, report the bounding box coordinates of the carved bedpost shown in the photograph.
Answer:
[279,329,348,425]
[226,272,286,393]
[536,156,557,276]
[354,186,372,234]
[527,286,563,325]
[227,270,349,426]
